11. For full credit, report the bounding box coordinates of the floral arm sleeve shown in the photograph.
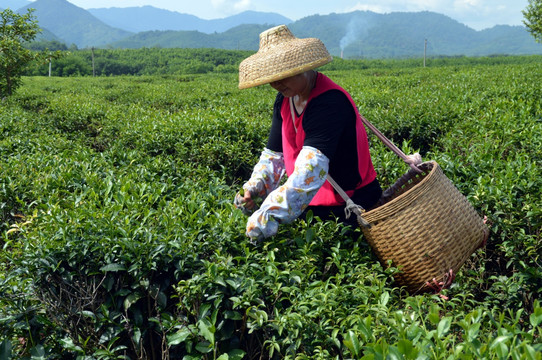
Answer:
[234,148,285,214]
[246,146,329,241]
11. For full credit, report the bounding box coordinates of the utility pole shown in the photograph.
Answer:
[423,39,427,67]
[91,47,96,77]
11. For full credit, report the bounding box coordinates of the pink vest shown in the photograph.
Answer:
[281,73,377,206]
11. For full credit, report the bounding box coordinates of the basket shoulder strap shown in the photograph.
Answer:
[326,174,371,227]
[358,113,422,173]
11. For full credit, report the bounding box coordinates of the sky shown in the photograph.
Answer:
[60,0,529,30]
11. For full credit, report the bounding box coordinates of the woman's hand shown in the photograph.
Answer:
[405,152,422,165]
[240,189,256,210]
[234,188,259,215]
[404,152,423,172]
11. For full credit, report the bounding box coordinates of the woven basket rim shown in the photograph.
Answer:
[363,160,439,223]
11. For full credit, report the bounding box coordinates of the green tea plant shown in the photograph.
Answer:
[1,57,541,359]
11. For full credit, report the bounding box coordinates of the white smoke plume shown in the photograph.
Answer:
[339,15,373,58]
[340,18,359,52]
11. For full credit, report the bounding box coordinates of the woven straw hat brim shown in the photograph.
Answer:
[239,38,332,89]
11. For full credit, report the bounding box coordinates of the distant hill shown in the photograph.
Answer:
[107,11,542,58]
[36,27,62,42]
[19,0,132,48]
[475,25,542,55]
[87,6,205,33]
[110,24,270,49]
[288,11,542,58]
[0,3,63,43]
[88,7,292,34]
[209,11,293,33]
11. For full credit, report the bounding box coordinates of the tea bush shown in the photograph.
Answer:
[1,57,541,359]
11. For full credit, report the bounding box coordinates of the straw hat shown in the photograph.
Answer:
[238,25,332,89]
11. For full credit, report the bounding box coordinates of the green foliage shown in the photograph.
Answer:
[523,0,542,43]
[24,39,68,51]
[1,57,542,358]
[0,8,40,96]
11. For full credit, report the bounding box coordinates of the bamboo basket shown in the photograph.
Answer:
[360,161,489,293]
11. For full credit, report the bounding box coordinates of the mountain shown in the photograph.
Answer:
[208,11,293,33]
[110,24,270,50]
[475,25,542,55]
[88,6,292,34]
[0,0,64,44]
[289,11,542,58]
[36,27,62,42]
[107,11,542,58]
[9,0,542,57]
[18,0,132,48]
[87,6,206,33]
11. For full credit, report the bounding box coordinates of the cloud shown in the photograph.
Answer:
[211,0,226,8]
[450,0,526,29]
[211,0,251,14]
[234,0,251,11]
[346,2,389,13]
[344,0,450,14]
[453,0,482,8]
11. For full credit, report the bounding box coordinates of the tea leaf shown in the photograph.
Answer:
[167,328,191,346]
[343,330,361,357]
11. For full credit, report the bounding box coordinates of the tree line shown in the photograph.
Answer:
[23,46,542,78]
[23,47,254,77]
